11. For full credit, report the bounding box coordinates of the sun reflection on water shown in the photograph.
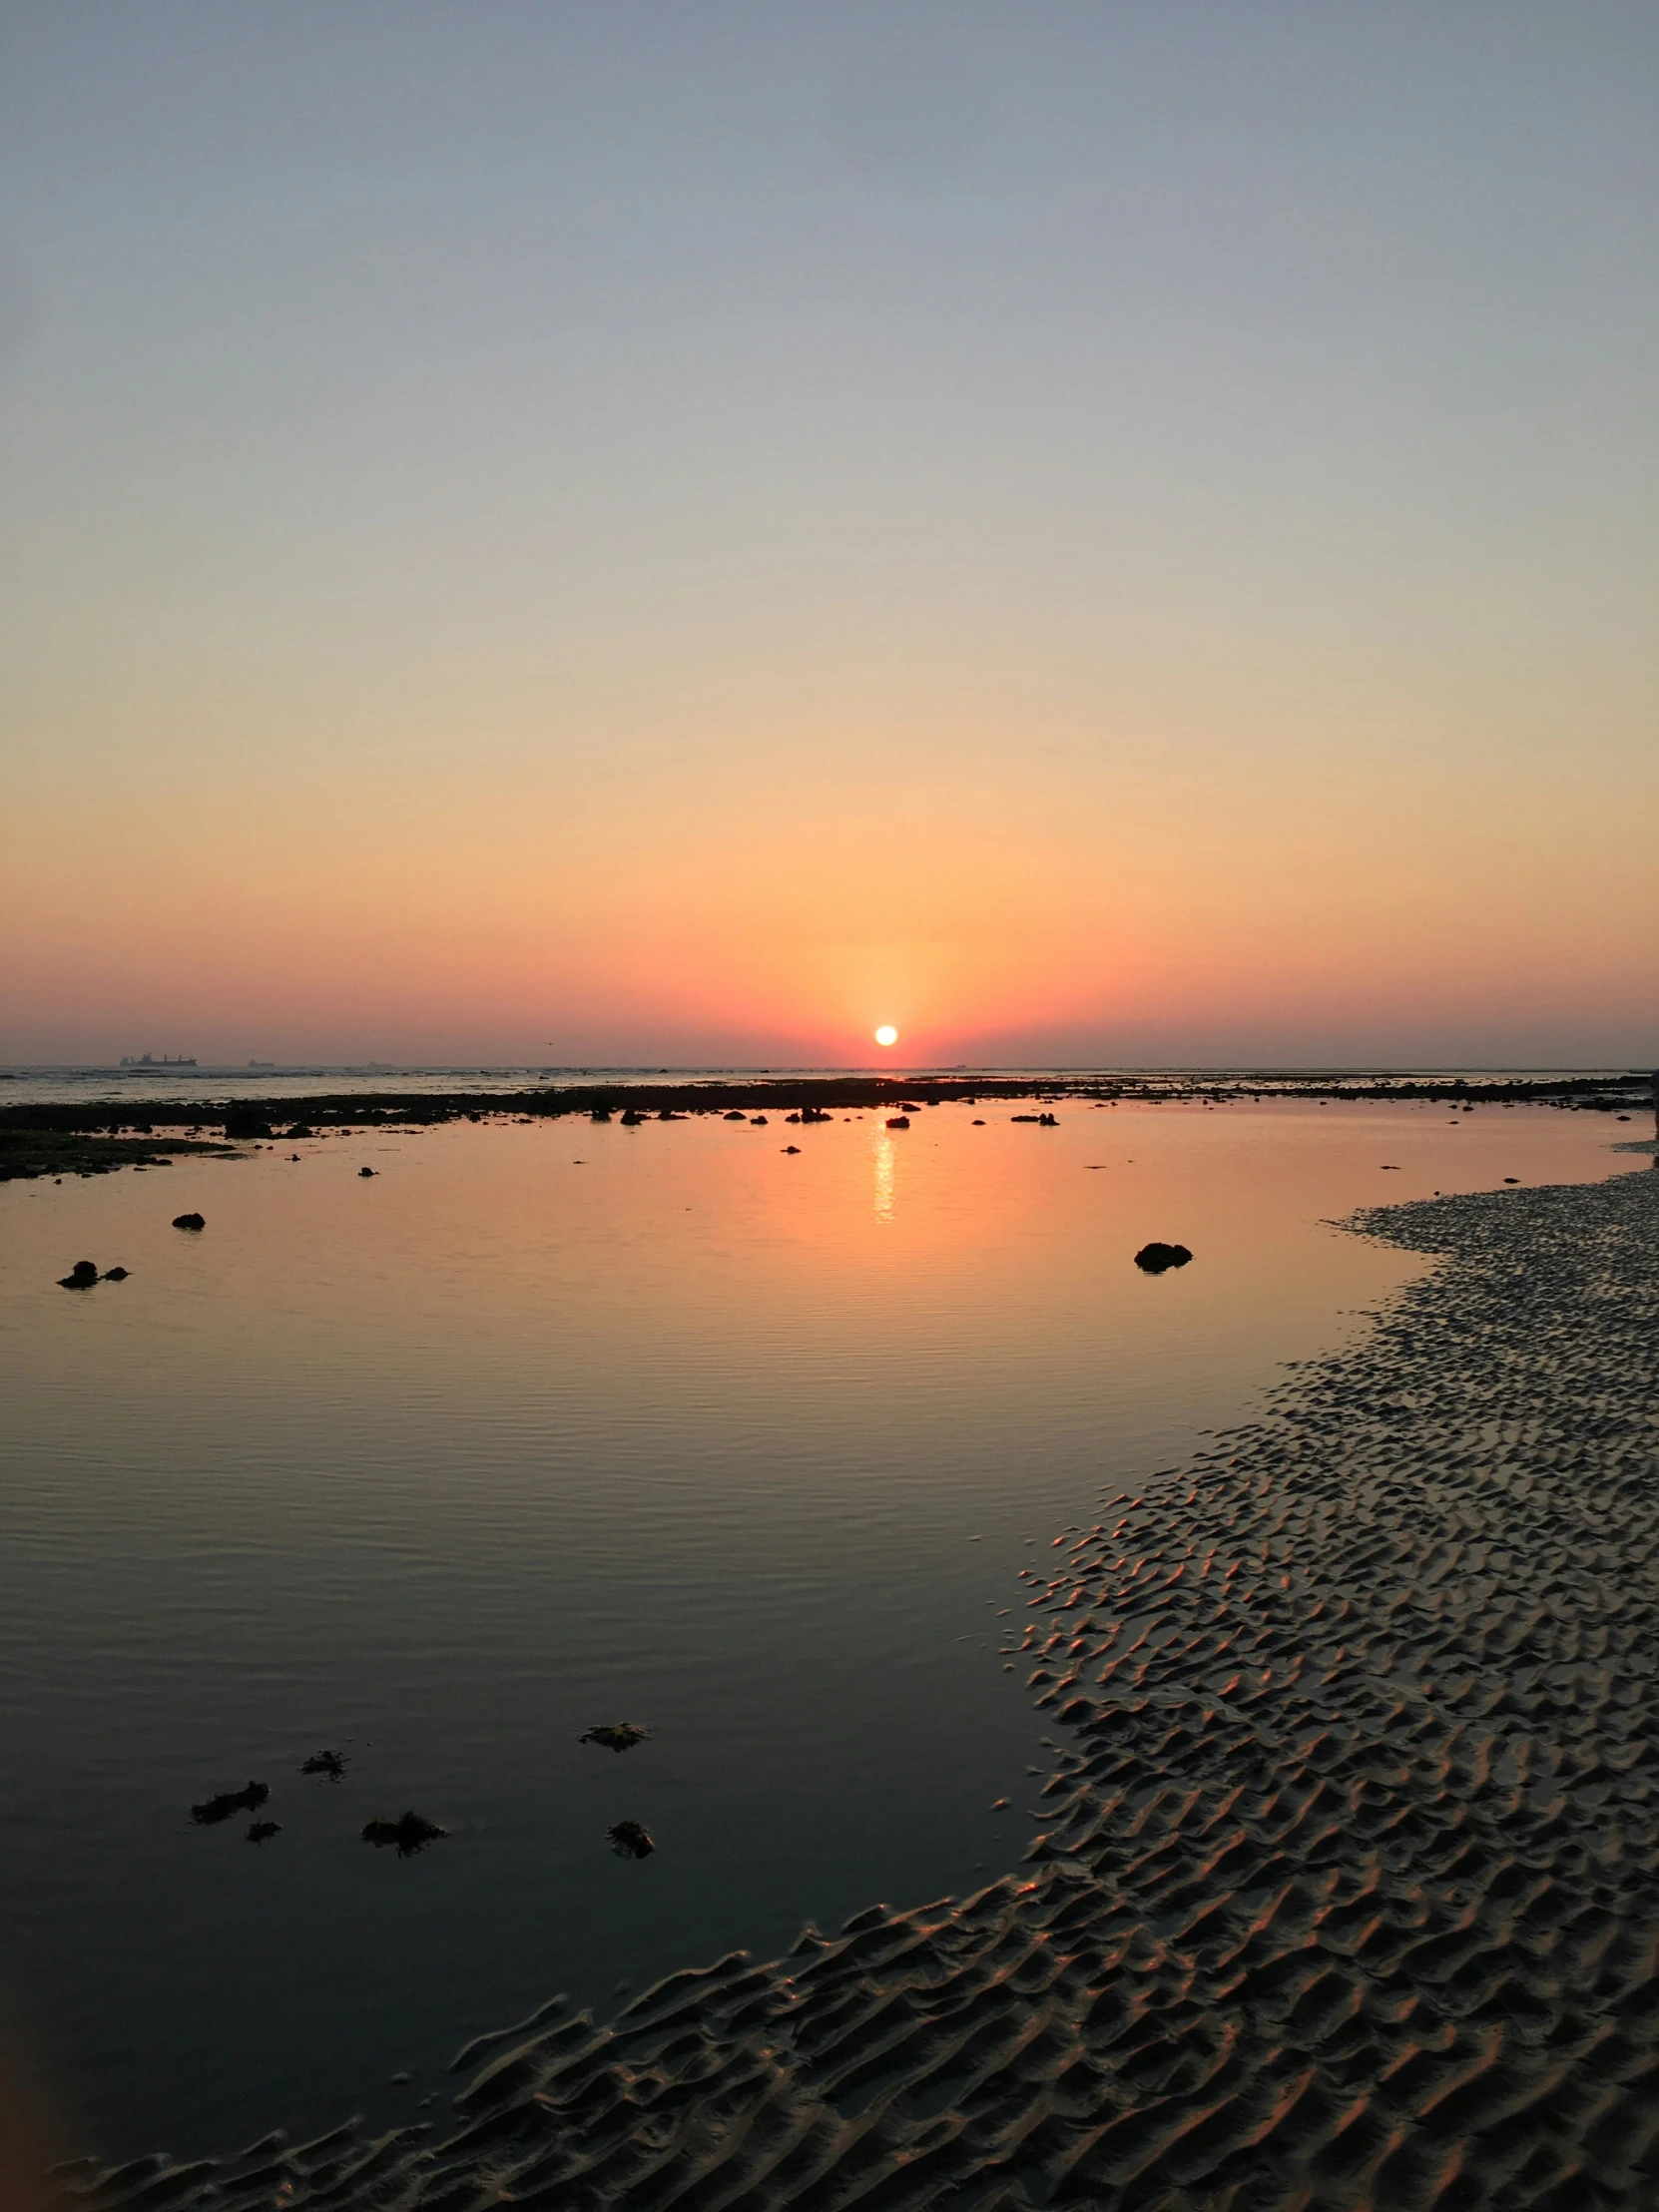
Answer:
[873,1129,895,1223]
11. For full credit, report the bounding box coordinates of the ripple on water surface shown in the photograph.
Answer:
[0,1098,1630,2155]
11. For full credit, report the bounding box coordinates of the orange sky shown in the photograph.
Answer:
[2,6,1655,1067]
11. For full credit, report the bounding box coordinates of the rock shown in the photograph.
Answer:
[750,1116,768,1126]
[361,1812,446,1856]
[285,1126,315,1140]
[579,1723,650,1753]
[245,1821,280,1844]
[172,1213,206,1231]
[885,1116,910,1130]
[223,1116,275,1141]
[102,1267,131,1281]
[1038,1112,1058,1127]
[608,1819,655,1859]
[59,1261,100,1288]
[620,1109,645,1126]
[359,1166,376,1178]
[191,1781,270,1826]
[783,1144,801,1154]
[972,1118,985,1125]
[723,1111,747,1121]
[590,1107,613,1122]
[300,1749,346,1779]
[1134,1242,1193,1273]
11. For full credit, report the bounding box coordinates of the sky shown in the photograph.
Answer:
[1,2,1655,1069]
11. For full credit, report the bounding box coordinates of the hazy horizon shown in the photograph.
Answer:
[3,3,1656,1068]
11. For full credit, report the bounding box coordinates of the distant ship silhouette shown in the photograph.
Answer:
[120,1052,197,1067]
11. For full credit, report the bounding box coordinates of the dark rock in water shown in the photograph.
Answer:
[362,1811,446,1856]
[579,1723,650,1753]
[191,1781,270,1826]
[285,1126,314,1140]
[223,1115,275,1141]
[1134,1242,1193,1274]
[722,1110,747,1121]
[657,1110,686,1121]
[750,1116,768,1126]
[300,1749,346,1779]
[59,1260,99,1288]
[590,1107,613,1122]
[1010,1114,1039,1123]
[900,1103,923,1113]
[359,1166,376,1177]
[972,1118,985,1125]
[172,1212,206,1231]
[619,1108,644,1126]
[246,1821,280,1844]
[885,1116,910,1130]
[608,1819,655,1859]
[782,1144,801,1154]
[1037,1112,1058,1127]
[785,1112,802,1124]
[101,1267,131,1281]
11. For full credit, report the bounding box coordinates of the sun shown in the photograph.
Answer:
[873,1025,898,1048]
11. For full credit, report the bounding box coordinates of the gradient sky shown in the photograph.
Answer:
[2,2,1655,1068]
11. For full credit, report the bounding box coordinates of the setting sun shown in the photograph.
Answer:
[873,1025,898,1048]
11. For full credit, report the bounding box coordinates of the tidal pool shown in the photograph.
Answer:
[0,1094,1628,2156]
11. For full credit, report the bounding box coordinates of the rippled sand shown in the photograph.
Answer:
[54,1164,1659,2212]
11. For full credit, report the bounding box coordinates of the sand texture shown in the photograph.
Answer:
[53,1166,1659,2211]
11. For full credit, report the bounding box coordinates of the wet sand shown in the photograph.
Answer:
[51,1160,1659,2211]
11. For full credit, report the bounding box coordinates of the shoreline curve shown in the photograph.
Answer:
[49,1162,1659,2212]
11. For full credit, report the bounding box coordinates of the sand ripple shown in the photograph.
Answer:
[54,1167,1659,2210]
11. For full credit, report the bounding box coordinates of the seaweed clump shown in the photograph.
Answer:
[579,1723,650,1753]
[362,1812,446,1856]
[191,1781,270,1826]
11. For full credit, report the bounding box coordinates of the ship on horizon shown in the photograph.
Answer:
[120,1052,197,1067]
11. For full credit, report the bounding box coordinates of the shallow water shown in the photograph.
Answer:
[0,1097,1629,2158]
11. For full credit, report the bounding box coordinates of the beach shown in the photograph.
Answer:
[44,1149,1658,2210]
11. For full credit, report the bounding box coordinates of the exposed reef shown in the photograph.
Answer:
[2,1071,1648,1154]
[1,1131,236,1182]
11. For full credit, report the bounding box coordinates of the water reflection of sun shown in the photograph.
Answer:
[873,1130,895,1224]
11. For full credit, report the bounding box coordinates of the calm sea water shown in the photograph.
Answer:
[0,1097,1635,2159]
